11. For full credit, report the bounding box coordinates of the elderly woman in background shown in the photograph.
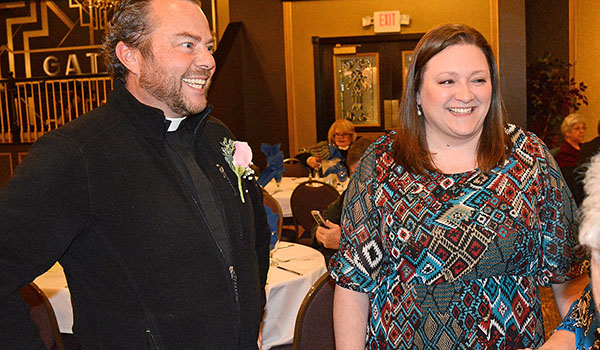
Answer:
[528,153,600,350]
[556,113,587,202]
[296,119,357,170]
[330,24,588,349]
[555,113,587,168]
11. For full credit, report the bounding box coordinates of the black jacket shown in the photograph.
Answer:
[0,81,270,349]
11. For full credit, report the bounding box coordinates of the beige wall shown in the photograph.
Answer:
[285,0,493,154]
[575,0,600,141]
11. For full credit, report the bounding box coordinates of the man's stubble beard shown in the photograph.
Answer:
[139,54,210,117]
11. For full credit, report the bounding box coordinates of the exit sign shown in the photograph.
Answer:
[374,11,401,33]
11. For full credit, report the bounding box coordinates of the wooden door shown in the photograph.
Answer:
[313,33,422,140]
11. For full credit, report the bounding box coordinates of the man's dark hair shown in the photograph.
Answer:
[346,137,375,167]
[102,0,201,82]
[102,0,154,82]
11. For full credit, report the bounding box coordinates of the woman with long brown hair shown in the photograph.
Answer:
[330,24,588,349]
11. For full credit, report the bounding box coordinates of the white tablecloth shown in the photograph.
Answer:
[35,243,327,349]
[261,242,326,349]
[34,263,73,333]
[263,176,347,217]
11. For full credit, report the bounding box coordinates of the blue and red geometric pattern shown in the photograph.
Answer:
[330,125,587,349]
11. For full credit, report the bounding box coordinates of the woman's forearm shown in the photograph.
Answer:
[552,273,589,317]
[334,285,369,349]
[537,330,575,349]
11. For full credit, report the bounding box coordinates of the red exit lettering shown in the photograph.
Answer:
[379,12,396,26]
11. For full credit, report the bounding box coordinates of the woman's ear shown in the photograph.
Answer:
[115,41,141,76]
[416,93,421,105]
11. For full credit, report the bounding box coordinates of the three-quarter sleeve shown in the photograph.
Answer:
[537,138,587,285]
[329,143,383,293]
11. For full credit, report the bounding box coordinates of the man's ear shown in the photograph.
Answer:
[115,41,141,76]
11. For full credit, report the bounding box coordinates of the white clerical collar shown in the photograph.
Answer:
[166,117,187,132]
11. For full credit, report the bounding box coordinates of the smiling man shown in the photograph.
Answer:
[0,0,270,349]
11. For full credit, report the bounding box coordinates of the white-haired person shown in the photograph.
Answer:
[295,119,357,171]
[525,152,600,349]
[555,113,587,169]
[555,113,587,204]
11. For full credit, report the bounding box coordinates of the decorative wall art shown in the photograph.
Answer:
[334,53,380,127]
[401,50,414,86]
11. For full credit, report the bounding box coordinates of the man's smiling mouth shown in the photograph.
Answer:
[182,77,209,88]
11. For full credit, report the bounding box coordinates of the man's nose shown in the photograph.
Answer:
[194,47,216,72]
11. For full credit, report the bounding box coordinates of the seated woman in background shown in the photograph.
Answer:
[309,136,375,264]
[555,113,587,168]
[296,119,357,170]
[556,113,587,200]
[330,24,588,349]
[528,152,600,350]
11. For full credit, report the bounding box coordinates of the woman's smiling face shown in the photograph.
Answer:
[417,43,492,146]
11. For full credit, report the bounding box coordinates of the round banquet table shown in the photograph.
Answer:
[261,242,327,349]
[263,176,347,218]
[34,242,327,349]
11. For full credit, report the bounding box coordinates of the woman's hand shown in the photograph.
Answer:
[316,220,341,249]
[307,156,321,169]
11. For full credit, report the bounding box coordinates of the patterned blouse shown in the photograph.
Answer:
[330,125,585,349]
[556,282,600,349]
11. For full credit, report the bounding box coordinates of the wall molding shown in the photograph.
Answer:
[489,0,500,69]
[283,2,297,155]
[569,0,577,79]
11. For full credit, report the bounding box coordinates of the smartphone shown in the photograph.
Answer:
[311,210,327,228]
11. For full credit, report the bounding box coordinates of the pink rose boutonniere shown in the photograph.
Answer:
[221,138,255,203]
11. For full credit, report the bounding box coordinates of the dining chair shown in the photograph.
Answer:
[19,282,65,350]
[262,188,283,240]
[290,180,339,242]
[283,158,310,178]
[292,273,336,350]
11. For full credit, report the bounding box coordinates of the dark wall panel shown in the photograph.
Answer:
[498,0,527,128]
[210,24,246,143]
[0,143,30,187]
[228,0,289,168]
[526,0,570,64]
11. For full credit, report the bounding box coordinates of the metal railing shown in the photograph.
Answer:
[0,75,114,143]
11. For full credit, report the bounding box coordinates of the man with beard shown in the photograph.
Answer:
[0,0,270,349]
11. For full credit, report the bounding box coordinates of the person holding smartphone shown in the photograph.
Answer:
[310,137,374,264]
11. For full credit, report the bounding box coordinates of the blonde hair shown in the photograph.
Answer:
[327,119,357,144]
[561,113,585,136]
[580,152,600,255]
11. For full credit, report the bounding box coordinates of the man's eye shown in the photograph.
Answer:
[182,42,194,49]
[207,45,215,54]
